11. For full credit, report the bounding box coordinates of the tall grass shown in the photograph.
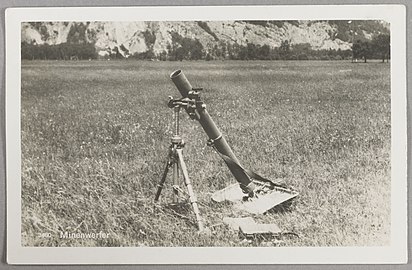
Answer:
[21,60,390,247]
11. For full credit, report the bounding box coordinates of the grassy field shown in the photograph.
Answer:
[21,60,390,247]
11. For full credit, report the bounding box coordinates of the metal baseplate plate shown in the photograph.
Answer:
[212,182,298,214]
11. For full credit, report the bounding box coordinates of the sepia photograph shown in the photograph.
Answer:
[5,5,407,264]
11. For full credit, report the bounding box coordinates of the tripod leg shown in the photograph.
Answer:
[154,159,172,202]
[172,154,179,203]
[176,149,205,231]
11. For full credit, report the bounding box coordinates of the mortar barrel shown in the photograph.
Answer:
[170,70,255,193]
[170,70,192,97]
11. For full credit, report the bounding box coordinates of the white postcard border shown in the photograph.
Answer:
[5,5,407,264]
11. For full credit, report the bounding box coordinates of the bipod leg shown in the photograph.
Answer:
[154,155,173,202]
[176,148,205,232]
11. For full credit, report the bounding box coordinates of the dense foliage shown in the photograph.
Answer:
[352,34,390,62]
[21,42,97,60]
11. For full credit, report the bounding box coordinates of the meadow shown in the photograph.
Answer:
[21,60,390,247]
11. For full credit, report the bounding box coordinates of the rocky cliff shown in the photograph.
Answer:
[21,20,389,58]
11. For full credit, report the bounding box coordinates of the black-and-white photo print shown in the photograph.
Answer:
[5,5,407,265]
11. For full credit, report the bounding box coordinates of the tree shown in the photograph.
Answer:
[158,51,167,61]
[227,43,241,60]
[371,33,390,62]
[258,44,271,60]
[246,43,258,59]
[352,41,361,61]
[352,40,371,63]
[238,45,249,60]
[175,47,185,61]
[67,23,88,44]
[167,33,204,60]
[291,43,311,60]
[279,40,290,60]
[189,39,204,60]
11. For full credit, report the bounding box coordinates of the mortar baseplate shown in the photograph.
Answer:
[212,183,298,214]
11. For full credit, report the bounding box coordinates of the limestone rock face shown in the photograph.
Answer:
[22,25,44,45]
[86,22,148,56]
[21,22,73,45]
[21,20,388,57]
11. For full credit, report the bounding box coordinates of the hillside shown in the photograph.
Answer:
[21,20,389,59]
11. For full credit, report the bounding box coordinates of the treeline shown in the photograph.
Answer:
[214,41,353,61]
[123,32,389,62]
[21,34,390,62]
[21,42,97,60]
[131,40,352,61]
[129,36,353,61]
